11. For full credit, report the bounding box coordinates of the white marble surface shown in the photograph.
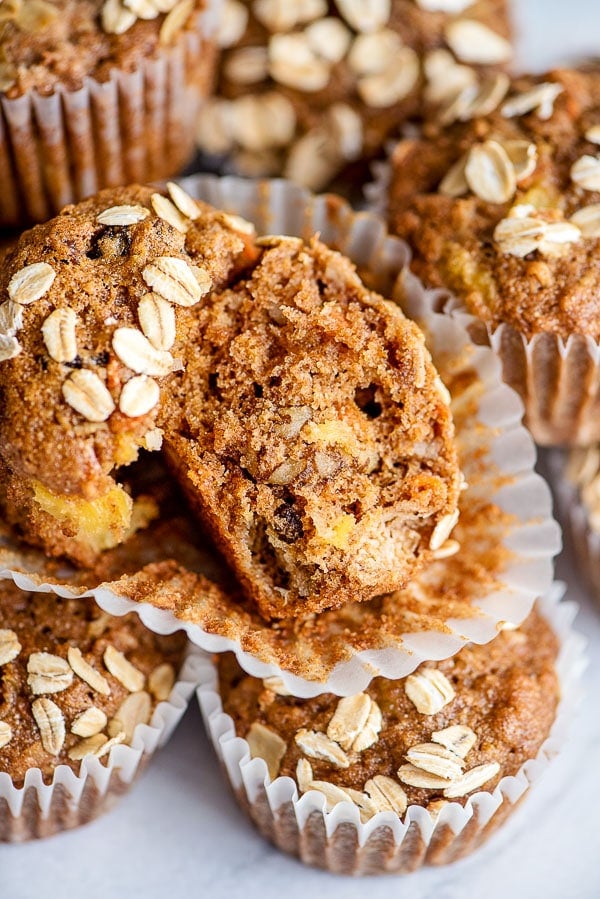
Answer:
[3,2,600,897]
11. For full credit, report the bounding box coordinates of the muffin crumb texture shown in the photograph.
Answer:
[167,232,461,618]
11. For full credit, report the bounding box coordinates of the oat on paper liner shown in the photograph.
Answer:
[0,643,204,842]
[366,149,600,448]
[197,587,585,874]
[0,176,560,698]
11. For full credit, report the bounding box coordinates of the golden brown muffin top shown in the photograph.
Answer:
[201,0,511,188]
[166,233,461,619]
[0,183,256,505]
[0,581,187,785]
[0,0,207,97]
[387,67,600,340]
[218,606,559,816]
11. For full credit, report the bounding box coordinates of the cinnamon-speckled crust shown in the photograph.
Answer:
[0,581,186,785]
[0,0,210,97]
[0,184,259,565]
[165,236,461,619]
[387,67,600,340]
[219,607,559,807]
[202,0,511,189]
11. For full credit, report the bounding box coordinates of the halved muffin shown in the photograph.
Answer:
[0,183,460,619]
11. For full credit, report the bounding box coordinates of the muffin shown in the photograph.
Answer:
[0,0,218,227]
[200,603,571,873]
[165,233,461,619]
[0,580,194,841]
[384,67,600,445]
[198,0,512,190]
[0,181,461,621]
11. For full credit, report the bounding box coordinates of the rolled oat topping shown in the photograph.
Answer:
[96,205,150,226]
[247,722,287,779]
[8,262,55,305]
[103,645,145,693]
[27,652,73,695]
[142,257,211,307]
[32,698,65,756]
[62,369,116,423]
[202,0,511,188]
[101,0,196,38]
[0,629,21,666]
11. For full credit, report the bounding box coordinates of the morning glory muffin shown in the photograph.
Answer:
[207,604,563,871]
[0,0,218,226]
[0,581,189,841]
[198,0,512,190]
[385,67,600,445]
[0,181,461,621]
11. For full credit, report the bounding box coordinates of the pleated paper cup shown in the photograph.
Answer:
[0,643,204,843]
[0,176,560,697]
[0,0,220,228]
[366,158,600,448]
[550,446,600,605]
[448,302,600,449]
[197,588,584,875]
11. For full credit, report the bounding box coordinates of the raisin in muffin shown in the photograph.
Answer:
[199,0,512,190]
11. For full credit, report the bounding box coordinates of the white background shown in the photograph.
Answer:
[3,2,600,897]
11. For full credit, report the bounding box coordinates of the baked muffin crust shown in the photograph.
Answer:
[387,67,600,340]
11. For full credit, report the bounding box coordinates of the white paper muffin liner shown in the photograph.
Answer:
[0,0,220,227]
[197,587,585,874]
[366,155,600,448]
[0,175,560,697]
[0,641,205,842]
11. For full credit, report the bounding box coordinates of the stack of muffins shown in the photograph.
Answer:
[0,0,588,878]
